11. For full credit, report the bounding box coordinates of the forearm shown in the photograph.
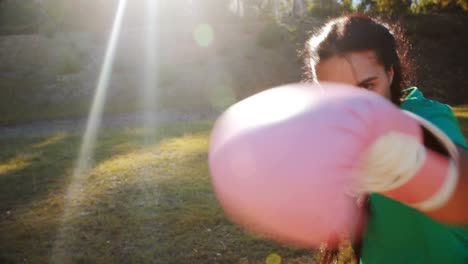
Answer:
[426,145,468,224]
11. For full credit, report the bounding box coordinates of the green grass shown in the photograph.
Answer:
[1,108,466,263]
[0,76,214,126]
[0,76,146,125]
[0,121,314,263]
[0,77,88,125]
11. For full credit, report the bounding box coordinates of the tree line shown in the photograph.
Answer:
[243,0,468,17]
[0,0,467,35]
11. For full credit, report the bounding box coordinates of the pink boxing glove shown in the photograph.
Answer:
[208,82,459,248]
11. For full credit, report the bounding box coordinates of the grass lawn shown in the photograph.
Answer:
[0,121,314,264]
[0,108,466,264]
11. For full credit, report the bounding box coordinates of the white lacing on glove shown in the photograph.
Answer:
[355,111,459,211]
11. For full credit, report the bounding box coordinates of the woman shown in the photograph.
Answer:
[301,14,468,263]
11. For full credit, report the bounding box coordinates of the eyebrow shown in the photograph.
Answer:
[357,77,378,87]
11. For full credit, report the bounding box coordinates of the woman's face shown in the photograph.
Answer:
[315,50,394,100]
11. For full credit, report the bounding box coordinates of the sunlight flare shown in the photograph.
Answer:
[75,0,128,174]
[51,1,128,262]
[140,0,159,140]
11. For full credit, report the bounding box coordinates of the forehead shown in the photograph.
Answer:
[315,50,384,83]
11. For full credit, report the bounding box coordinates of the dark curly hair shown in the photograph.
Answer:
[302,14,416,106]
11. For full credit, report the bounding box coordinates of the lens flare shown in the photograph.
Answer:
[194,23,214,47]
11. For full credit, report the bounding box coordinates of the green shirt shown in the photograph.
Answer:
[360,87,468,264]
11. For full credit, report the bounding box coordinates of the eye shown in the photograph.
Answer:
[360,83,375,90]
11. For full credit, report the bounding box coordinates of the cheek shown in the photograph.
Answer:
[374,83,392,99]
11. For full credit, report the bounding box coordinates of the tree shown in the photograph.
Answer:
[356,0,378,13]
[312,0,338,10]
[412,0,468,13]
[229,0,241,16]
[292,0,306,16]
[340,0,355,13]
[309,0,341,17]
[376,0,412,15]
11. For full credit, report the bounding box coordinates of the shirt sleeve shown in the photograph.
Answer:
[401,98,468,148]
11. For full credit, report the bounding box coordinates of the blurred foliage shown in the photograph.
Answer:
[158,65,179,88]
[257,22,287,49]
[0,0,39,34]
[377,0,413,15]
[56,45,84,75]
[307,0,342,17]
[411,0,468,13]
[341,0,356,14]
[0,0,115,35]
[247,0,467,18]
[0,0,466,36]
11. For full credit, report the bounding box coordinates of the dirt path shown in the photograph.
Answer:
[0,110,219,138]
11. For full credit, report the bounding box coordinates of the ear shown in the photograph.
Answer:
[388,66,394,84]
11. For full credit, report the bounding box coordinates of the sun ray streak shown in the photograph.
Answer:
[132,0,161,215]
[76,0,128,174]
[141,0,159,141]
[51,1,128,261]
